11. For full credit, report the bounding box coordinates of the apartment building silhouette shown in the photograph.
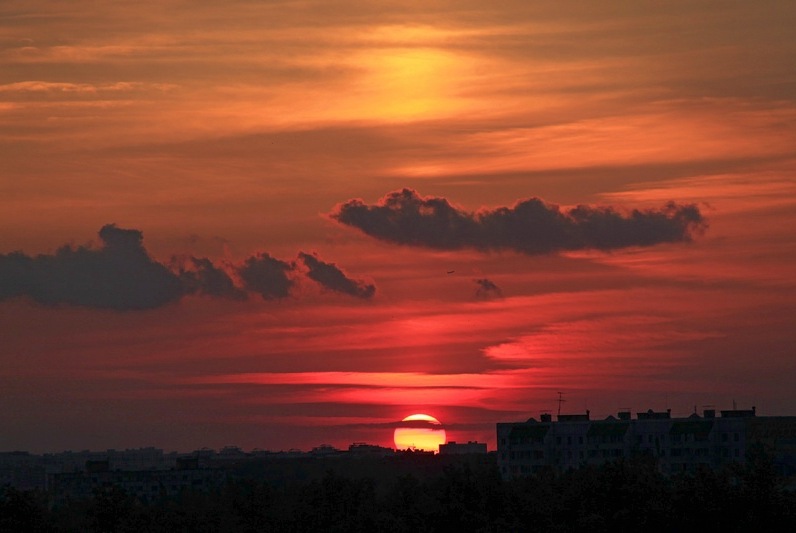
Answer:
[497,406,796,478]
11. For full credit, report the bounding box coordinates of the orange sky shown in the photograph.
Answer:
[1,0,795,453]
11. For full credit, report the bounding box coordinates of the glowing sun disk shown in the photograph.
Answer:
[393,413,446,452]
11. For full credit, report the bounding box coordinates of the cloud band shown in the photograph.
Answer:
[331,188,707,254]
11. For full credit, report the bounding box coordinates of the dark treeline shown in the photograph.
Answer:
[2,452,794,532]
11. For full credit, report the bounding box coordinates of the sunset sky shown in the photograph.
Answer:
[2,1,795,454]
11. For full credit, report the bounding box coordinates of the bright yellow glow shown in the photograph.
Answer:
[393,413,447,452]
[342,23,479,121]
[362,24,465,46]
[367,48,455,118]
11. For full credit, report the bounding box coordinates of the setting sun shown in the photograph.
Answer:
[393,414,447,452]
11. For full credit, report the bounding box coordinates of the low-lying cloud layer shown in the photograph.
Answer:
[331,188,707,254]
[0,224,375,310]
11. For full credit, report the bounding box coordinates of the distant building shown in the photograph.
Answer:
[310,444,343,457]
[0,451,46,491]
[210,446,249,465]
[348,443,395,457]
[1,448,182,491]
[439,441,488,455]
[497,407,796,478]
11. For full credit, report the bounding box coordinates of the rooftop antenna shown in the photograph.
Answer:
[557,392,566,417]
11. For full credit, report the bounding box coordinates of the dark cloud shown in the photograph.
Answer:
[237,253,295,300]
[475,278,503,299]
[0,224,183,310]
[298,252,375,299]
[177,257,246,300]
[331,188,707,254]
[1,225,374,310]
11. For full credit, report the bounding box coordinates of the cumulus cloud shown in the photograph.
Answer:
[0,225,376,310]
[237,253,295,300]
[0,224,183,310]
[475,278,503,299]
[177,256,246,300]
[298,252,375,299]
[331,188,707,254]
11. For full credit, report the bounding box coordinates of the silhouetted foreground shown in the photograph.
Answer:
[2,453,794,532]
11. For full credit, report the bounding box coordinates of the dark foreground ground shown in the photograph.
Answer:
[2,450,795,532]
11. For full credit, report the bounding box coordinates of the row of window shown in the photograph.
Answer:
[503,432,741,448]
[501,462,717,477]
[503,446,744,464]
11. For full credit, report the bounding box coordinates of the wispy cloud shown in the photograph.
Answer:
[0,81,176,93]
